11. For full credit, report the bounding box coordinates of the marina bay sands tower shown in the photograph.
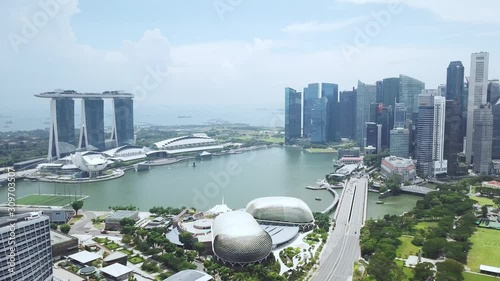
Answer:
[35,90,134,160]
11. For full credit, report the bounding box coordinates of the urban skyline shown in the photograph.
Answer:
[285,51,500,176]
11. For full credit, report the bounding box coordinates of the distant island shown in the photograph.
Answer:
[177,115,192,118]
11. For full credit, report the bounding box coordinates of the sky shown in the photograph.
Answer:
[1,0,500,112]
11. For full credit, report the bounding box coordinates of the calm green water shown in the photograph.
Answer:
[2,147,420,217]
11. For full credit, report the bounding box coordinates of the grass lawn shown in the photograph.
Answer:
[16,194,87,206]
[120,249,133,256]
[105,242,120,250]
[129,256,144,264]
[395,259,413,281]
[470,196,495,206]
[396,236,420,259]
[467,228,500,272]
[414,221,439,231]
[464,272,500,281]
[305,148,338,153]
[262,137,284,143]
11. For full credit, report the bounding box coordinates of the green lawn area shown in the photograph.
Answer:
[396,236,420,259]
[467,228,500,272]
[464,272,500,281]
[395,259,413,281]
[414,221,439,231]
[129,256,144,264]
[262,136,283,143]
[16,194,87,207]
[470,196,495,206]
[120,249,133,256]
[105,242,120,250]
[305,148,338,153]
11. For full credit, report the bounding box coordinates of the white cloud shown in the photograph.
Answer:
[337,0,500,24]
[282,16,369,33]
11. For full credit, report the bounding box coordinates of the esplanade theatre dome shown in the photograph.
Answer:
[212,210,272,265]
[245,196,314,225]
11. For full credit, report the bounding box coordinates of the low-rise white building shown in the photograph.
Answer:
[381,156,416,182]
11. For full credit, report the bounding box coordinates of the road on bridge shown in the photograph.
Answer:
[312,176,368,281]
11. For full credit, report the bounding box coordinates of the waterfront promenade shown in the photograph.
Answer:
[313,176,368,281]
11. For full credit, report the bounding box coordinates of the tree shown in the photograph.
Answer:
[367,252,404,281]
[481,205,488,218]
[71,200,84,216]
[493,198,500,209]
[435,259,464,281]
[50,223,58,230]
[120,217,136,227]
[422,238,447,259]
[179,232,195,249]
[194,242,205,256]
[411,262,434,281]
[60,224,71,234]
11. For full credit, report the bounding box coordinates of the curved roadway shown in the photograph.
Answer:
[312,176,368,281]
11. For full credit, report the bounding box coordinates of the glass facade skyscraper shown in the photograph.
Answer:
[473,104,493,175]
[113,98,135,146]
[390,128,409,158]
[310,97,329,143]
[400,74,425,122]
[339,89,356,140]
[284,87,302,143]
[394,103,407,129]
[80,98,105,151]
[444,61,465,175]
[355,81,376,146]
[416,95,434,177]
[321,83,339,142]
[303,83,319,138]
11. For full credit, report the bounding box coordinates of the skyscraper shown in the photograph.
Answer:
[416,95,434,177]
[355,81,376,146]
[382,77,400,110]
[492,100,500,159]
[365,122,382,153]
[310,97,329,143]
[376,80,384,103]
[339,89,356,140]
[487,80,500,104]
[438,85,446,97]
[369,103,391,150]
[400,74,425,122]
[112,97,135,147]
[444,61,465,175]
[303,83,320,138]
[432,96,447,176]
[321,83,339,142]
[284,88,302,143]
[466,52,489,164]
[394,103,407,128]
[390,128,409,158]
[473,104,493,175]
[48,97,76,159]
[79,98,105,151]
[0,213,53,281]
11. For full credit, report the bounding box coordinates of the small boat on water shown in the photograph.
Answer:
[376,200,384,204]
[315,197,322,201]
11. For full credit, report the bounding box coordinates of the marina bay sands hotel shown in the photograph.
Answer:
[35,90,134,160]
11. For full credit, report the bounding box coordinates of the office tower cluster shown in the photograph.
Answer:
[35,90,135,160]
[284,51,499,177]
